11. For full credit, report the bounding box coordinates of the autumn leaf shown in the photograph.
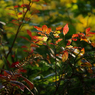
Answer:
[62,50,68,62]
[72,34,79,38]
[27,30,32,40]
[86,27,95,37]
[56,39,62,44]
[80,48,85,56]
[81,58,92,67]
[63,24,69,36]
[20,76,34,90]
[19,36,30,42]
[56,26,62,31]
[42,25,48,32]
[11,61,19,68]
[33,26,42,31]
[46,28,51,34]
[67,39,72,46]
[86,27,90,34]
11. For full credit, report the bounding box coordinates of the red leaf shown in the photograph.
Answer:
[0,74,3,77]
[19,36,30,42]
[21,46,28,48]
[27,30,32,40]
[14,5,19,8]
[86,28,90,34]
[23,50,28,52]
[62,50,68,62]
[11,61,19,68]
[4,70,12,76]
[42,25,48,32]
[63,24,69,36]
[67,39,72,46]
[20,76,34,90]
[91,43,95,47]
[72,38,77,41]
[12,55,15,58]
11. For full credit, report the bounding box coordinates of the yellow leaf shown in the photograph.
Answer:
[62,50,68,62]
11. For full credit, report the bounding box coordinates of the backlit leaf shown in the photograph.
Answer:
[72,34,79,38]
[33,26,42,31]
[86,28,90,34]
[56,26,62,31]
[62,50,68,62]
[42,25,48,32]
[63,24,69,36]
[46,28,51,34]
[56,39,62,44]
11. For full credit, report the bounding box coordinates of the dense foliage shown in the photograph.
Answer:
[0,0,95,95]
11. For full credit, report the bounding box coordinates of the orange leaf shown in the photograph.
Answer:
[42,25,48,32]
[86,28,90,35]
[80,48,85,56]
[46,28,51,34]
[63,24,69,36]
[33,26,42,31]
[62,50,68,62]
[56,26,62,31]
[56,39,62,44]
[72,34,79,38]
[91,43,95,47]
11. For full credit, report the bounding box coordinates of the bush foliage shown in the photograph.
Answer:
[0,0,95,95]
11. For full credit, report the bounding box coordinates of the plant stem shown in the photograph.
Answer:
[6,2,31,59]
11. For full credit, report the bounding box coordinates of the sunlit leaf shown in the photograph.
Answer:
[80,48,85,56]
[33,26,42,31]
[42,25,48,32]
[56,26,62,31]
[62,50,68,62]
[67,39,72,46]
[56,39,62,44]
[63,24,69,36]
[72,38,77,41]
[46,28,51,34]
[72,34,79,38]
[86,27,90,34]
[91,43,95,47]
